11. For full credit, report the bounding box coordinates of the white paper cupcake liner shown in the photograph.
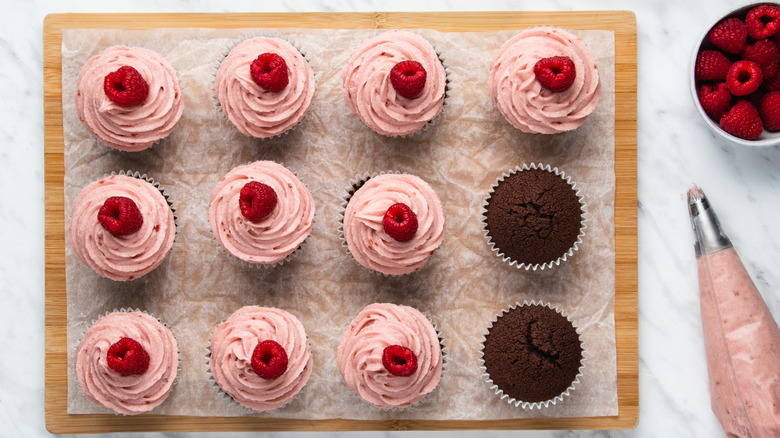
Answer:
[72,307,181,415]
[478,300,585,410]
[213,32,317,140]
[209,161,313,269]
[481,163,587,271]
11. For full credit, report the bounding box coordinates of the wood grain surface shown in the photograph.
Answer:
[43,11,637,433]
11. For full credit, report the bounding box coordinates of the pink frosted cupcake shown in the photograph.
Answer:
[208,306,313,411]
[337,303,443,409]
[209,161,314,266]
[340,173,445,276]
[215,36,315,138]
[68,172,176,281]
[342,30,448,136]
[75,45,183,151]
[488,27,600,134]
[75,310,179,415]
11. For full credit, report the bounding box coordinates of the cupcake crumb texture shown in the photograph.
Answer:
[483,304,582,403]
[486,168,582,265]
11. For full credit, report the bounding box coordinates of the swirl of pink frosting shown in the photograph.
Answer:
[75,311,179,415]
[209,306,313,411]
[342,30,447,136]
[75,45,183,152]
[215,37,315,138]
[337,303,443,409]
[68,174,176,282]
[209,161,314,265]
[343,174,445,275]
[488,28,601,134]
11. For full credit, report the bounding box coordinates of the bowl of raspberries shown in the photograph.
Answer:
[692,3,780,146]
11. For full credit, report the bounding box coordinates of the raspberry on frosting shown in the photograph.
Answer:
[239,181,277,222]
[250,53,289,92]
[97,196,144,236]
[251,339,289,380]
[103,65,149,107]
[383,203,418,242]
[106,337,150,375]
[390,60,427,99]
[533,56,576,92]
[382,345,418,377]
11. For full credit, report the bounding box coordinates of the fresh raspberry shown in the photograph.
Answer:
[533,56,576,92]
[760,91,780,131]
[251,340,288,380]
[250,53,289,92]
[106,337,150,375]
[239,181,277,222]
[720,100,763,140]
[103,65,149,107]
[746,4,780,39]
[741,39,780,81]
[383,203,418,242]
[382,345,418,377]
[97,196,144,237]
[708,17,748,54]
[726,60,763,96]
[698,82,732,120]
[694,50,732,81]
[390,60,427,99]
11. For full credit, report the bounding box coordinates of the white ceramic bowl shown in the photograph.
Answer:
[690,2,780,147]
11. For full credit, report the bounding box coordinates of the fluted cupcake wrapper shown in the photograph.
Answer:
[73,307,181,415]
[336,307,447,411]
[478,300,585,410]
[210,161,313,269]
[345,29,451,138]
[213,32,317,140]
[481,163,587,271]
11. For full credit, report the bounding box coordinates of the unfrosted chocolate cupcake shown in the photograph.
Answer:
[483,163,585,270]
[480,301,583,409]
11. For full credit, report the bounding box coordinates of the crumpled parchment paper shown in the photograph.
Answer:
[62,26,617,420]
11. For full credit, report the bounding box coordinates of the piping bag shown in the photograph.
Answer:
[688,185,780,438]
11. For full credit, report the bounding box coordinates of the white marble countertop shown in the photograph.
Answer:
[4,0,779,436]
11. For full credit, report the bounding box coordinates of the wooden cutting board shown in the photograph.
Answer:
[43,11,637,433]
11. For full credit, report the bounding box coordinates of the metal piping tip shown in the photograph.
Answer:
[688,184,732,256]
[688,185,710,218]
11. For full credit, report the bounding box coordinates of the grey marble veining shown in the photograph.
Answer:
[3,0,777,437]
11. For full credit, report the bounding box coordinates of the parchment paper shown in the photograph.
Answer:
[62,27,617,420]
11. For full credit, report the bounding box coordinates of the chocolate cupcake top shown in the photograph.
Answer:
[482,302,582,406]
[484,164,584,269]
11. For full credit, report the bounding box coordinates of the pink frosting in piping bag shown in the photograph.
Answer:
[689,186,780,437]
